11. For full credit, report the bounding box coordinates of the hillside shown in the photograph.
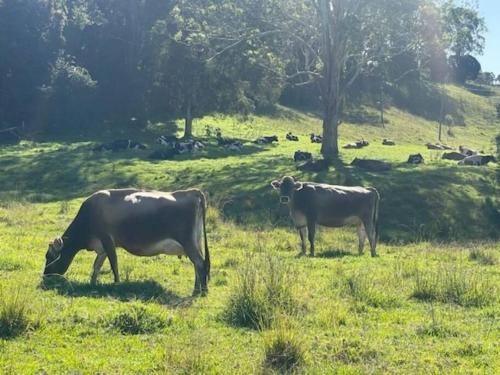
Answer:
[0,84,499,373]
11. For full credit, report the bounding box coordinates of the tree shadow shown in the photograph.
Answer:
[464,83,495,97]
[40,278,193,307]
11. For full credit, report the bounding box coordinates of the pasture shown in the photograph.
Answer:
[0,84,499,373]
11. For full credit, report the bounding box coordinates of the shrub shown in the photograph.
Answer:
[412,265,496,307]
[224,254,300,330]
[263,327,305,373]
[0,292,36,339]
[108,304,170,335]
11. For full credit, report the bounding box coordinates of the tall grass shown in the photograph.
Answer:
[107,304,171,335]
[0,290,37,339]
[223,254,301,330]
[412,264,497,307]
[263,321,306,373]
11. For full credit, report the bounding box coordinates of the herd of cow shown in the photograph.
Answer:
[43,175,380,296]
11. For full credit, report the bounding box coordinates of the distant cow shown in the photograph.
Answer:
[351,158,391,171]
[255,135,278,144]
[175,139,204,154]
[297,159,329,172]
[271,176,380,257]
[458,155,496,166]
[442,152,466,161]
[426,143,453,151]
[294,151,312,162]
[310,134,322,143]
[343,139,369,149]
[93,140,147,152]
[382,138,395,146]
[407,154,424,164]
[157,135,179,147]
[43,189,210,296]
[286,132,299,141]
[225,141,243,152]
[459,146,478,156]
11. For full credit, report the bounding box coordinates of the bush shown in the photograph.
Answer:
[0,292,36,339]
[412,265,496,307]
[263,327,305,373]
[224,254,300,330]
[108,304,171,335]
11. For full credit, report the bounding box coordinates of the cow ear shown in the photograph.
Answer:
[294,182,303,190]
[53,237,64,252]
[270,180,281,189]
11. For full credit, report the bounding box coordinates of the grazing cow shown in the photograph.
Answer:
[255,135,278,144]
[407,154,424,164]
[382,138,395,146]
[43,189,210,296]
[343,139,369,149]
[93,140,147,152]
[458,155,496,166]
[286,132,299,141]
[297,159,329,172]
[459,146,478,156]
[148,149,178,160]
[294,150,312,162]
[351,158,391,171]
[310,133,322,143]
[442,152,466,161]
[271,176,380,257]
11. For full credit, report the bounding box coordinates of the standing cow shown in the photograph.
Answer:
[271,176,380,257]
[43,188,210,296]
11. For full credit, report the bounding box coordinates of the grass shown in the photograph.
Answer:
[0,291,37,339]
[0,84,499,373]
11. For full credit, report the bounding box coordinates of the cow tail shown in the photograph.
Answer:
[200,191,210,281]
[371,188,380,242]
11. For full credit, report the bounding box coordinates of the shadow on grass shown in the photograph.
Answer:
[316,249,355,259]
[40,278,192,307]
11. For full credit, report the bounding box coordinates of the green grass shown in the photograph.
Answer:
[0,84,499,373]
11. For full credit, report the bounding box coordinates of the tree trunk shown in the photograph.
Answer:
[184,97,193,138]
[320,108,339,159]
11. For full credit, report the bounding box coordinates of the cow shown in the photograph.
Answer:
[382,138,395,146]
[343,139,369,149]
[297,159,329,172]
[310,133,322,143]
[442,151,466,161]
[225,141,243,152]
[458,155,496,166]
[459,146,478,156]
[351,158,391,171]
[175,139,204,154]
[271,176,380,257]
[407,154,424,164]
[294,150,312,162]
[93,140,147,152]
[286,132,299,141]
[43,189,210,296]
[157,135,179,147]
[255,135,278,144]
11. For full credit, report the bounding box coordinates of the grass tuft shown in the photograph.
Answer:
[0,291,36,339]
[107,304,171,335]
[263,325,306,373]
[339,271,401,308]
[412,265,497,307]
[469,248,498,265]
[224,254,301,330]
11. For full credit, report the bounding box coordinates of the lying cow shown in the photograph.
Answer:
[407,154,424,164]
[297,159,329,172]
[310,133,322,143]
[459,146,478,156]
[294,150,312,162]
[157,135,179,147]
[271,176,380,257]
[343,139,369,149]
[458,155,496,166]
[351,158,391,171]
[442,151,466,161]
[255,135,278,144]
[382,138,395,146]
[43,189,210,296]
[225,141,243,152]
[286,132,299,141]
[93,139,147,152]
[426,143,453,151]
[175,139,204,154]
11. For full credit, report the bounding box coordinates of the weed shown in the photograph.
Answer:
[107,304,171,335]
[263,325,306,373]
[0,291,36,339]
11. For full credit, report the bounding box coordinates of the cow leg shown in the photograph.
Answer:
[357,223,367,255]
[90,252,107,285]
[101,235,120,283]
[363,219,377,257]
[184,242,207,296]
[297,226,307,256]
[307,221,316,257]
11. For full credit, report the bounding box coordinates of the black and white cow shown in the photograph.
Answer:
[255,135,278,144]
[310,134,322,144]
[286,132,299,141]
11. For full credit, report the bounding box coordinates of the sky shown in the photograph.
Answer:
[478,0,500,75]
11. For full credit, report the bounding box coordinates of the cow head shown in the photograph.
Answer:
[271,176,303,204]
[43,237,77,277]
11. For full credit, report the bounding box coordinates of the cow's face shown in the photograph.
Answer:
[271,176,303,204]
[43,237,64,275]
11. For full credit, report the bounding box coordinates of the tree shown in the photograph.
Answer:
[449,54,481,83]
[475,72,495,86]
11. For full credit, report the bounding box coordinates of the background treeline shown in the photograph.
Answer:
[0,0,493,138]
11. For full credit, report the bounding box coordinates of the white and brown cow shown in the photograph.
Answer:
[43,188,210,296]
[271,176,380,257]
